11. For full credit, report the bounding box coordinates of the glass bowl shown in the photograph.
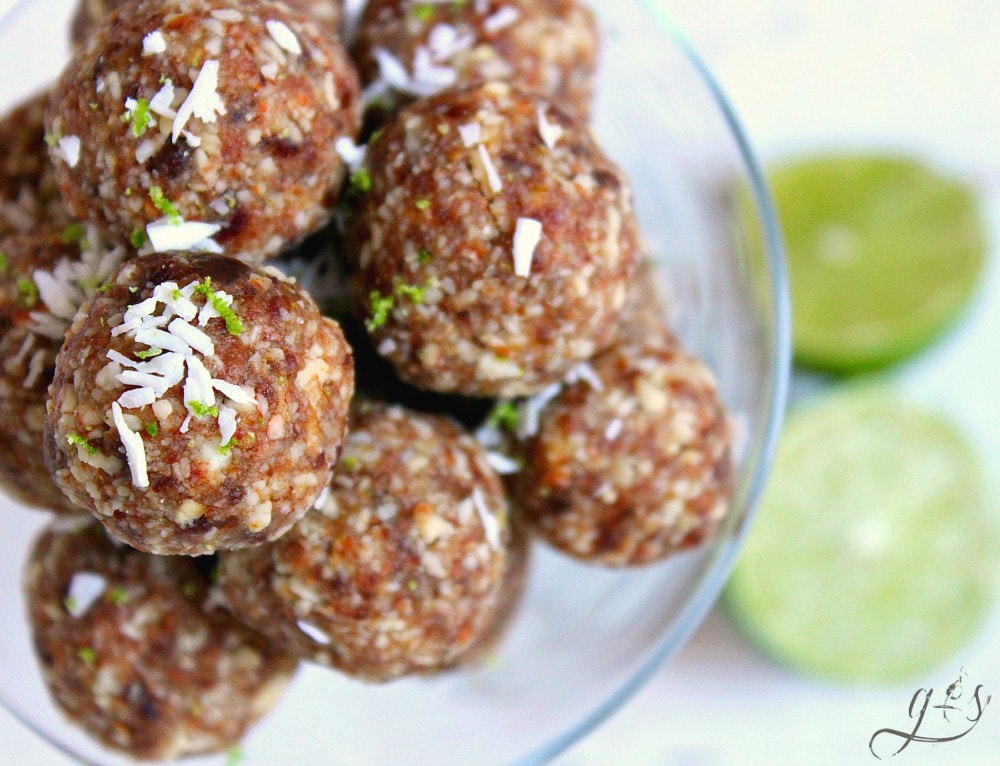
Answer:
[0,0,790,763]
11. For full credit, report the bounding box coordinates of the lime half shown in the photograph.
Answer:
[726,388,998,684]
[771,154,988,372]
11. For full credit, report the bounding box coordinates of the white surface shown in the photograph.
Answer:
[3,0,1000,764]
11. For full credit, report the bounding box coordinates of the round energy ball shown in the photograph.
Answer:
[355,0,599,121]
[511,329,734,566]
[24,520,297,761]
[71,0,345,50]
[44,252,354,555]
[0,227,126,514]
[47,0,362,262]
[0,92,72,235]
[351,81,640,397]
[214,403,513,682]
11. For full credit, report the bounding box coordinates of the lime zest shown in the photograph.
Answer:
[486,401,520,431]
[192,277,244,336]
[0,250,8,274]
[145,422,159,437]
[107,587,130,606]
[122,98,152,137]
[349,168,372,195]
[187,401,220,418]
[130,228,147,249]
[366,290,394,332]
[18,278,39,307]
[77,647,96,667]
[149,186,181,225]
[67,433,97,455]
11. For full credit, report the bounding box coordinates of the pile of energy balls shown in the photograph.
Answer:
[0,0,734,759]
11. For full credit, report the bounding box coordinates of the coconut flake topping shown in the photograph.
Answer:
[472,487,501,549]
[537,106,563,150]
[483,6,520,33]
[458,122,481,147]
[266,20,302,55]
[335,136,367,171]
[477,144,503,194]
[512,217,542,278]
[112,402,149,488]
[171,60,226,142]
[142,30,167,55]
[65,573,107,617]
[146,219,223,253]
[55,135,81,168]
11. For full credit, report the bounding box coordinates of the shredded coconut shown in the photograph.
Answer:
[458,122,481,147]
[297,620,331,644]
[483,6,520,33]
[512,217,542,277]
[537,106,564,150]
[65,573,107,617]
[142,30,167,55]
[266,19,302,55]
[55,135,81,168]
[477,144,503,193]
[486,451,520,475]
[335,136,367,170]
[472,487,501,549]
[146,219,223,253]
[172,60,226,142]
[112,401,149,488]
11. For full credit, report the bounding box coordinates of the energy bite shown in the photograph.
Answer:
[44,253,354,555]
[70,0,345,50]
[24,520,297,761]
[355,0,599,121]
[351,81,640,397]
[511,328,733,566]
[214,403,512,682]
[0,92,72,235]
[47,0,362,262]
[0,227,126,514]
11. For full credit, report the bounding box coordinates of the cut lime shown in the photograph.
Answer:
[770,153,988,372]
[726,387,999,684]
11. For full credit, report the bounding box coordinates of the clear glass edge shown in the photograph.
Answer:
[0,0,792,763]
[512,3,792,763]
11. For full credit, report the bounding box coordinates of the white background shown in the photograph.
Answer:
[1,0,999,763]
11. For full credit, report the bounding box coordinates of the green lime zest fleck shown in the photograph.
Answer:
[219,440,234,456]
[412,3,435,21]
[145,422,159,437]
[89,102,98,110]
[130,228,147,249]
[107,587,129,606]
[407,580,419,592]
[193,277,244,336]
[225,746,244,766]
[394,282,426,304]
[342,455,359,471]
[486,401,520,431]
[135,347,163,360]
[63,595,79,613]
[0,250,8,274]
[182,581,199,597]
[77,647,96,667]
[95,282,112,293]
[417,248,433,264]
[365,290,394,332]
[414,198,431,211]
[187,401,220,418]
[349,167,372,195]
[121,98,151,137]
[61,223,87,245]
[18,278,39,307]
[368,127,384,145]
[149,186,181,225]
[67,433,98,455]
[44,129,62,149]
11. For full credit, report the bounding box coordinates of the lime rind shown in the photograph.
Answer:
[725,387,1000,685]
[771,153,989,373]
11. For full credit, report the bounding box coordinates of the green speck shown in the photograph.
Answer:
[77,647,96,667]
[219,440,233,456]
[187,401,220,418]
[61,223,86,245]
[95,282,112,293]
[407,580,419,592]
[0,251,8,274]
[368,128,384,145]
[63,596,79,613]
[486,401,520,431]
[342,455,359,471]
[182,581,199,597]
[365,290,394,332]
[414,198,431,211]
[125,187,132,196]
[130,228,146,249]
[145,422,159,437]
[107,587,129,606]
[193,277,244,336]
[225,746,244,766]
[349,167,372,195]
[88,102,98,110]
[43,129,61,149]
[18,278,38,307]
[149,186,181,225]
[67,433,98,455]
[122,98,151,137]
[394,282,426,304]
[135,347,162,360]
[412,3,435,22]
[417,248,433,264]
[128,285,139,293]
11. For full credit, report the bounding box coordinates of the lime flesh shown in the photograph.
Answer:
[770,154,988,373]
[726,388,998,684]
